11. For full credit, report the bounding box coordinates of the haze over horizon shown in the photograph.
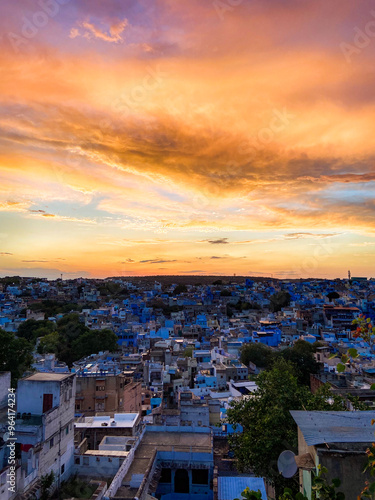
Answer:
[1,0,375,280]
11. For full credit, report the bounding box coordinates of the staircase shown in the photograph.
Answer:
[148,464,162,493]
[15,478,41,500]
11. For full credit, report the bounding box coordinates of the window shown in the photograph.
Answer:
[43,394,53,413]
[65,426,69,435]
[75,457,80,465]
[159,468,171,483]
[192,469,208,485]
[61,464,65,475]
[83,457,89,465]
[49,437,54,449]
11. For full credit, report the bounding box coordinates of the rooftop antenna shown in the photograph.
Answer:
[277,450,298,478]
[60,273,63,281]
[348,270,351,280]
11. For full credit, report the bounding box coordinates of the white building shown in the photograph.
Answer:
[16,373,76,498]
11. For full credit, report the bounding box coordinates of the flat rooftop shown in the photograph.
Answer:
[75,413,139,429]
[23,373,73,382]
[139,430,212,453]
[84,450,129,457]
[115,430,212,499]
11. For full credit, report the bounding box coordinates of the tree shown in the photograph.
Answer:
[33,313,119,365]
[40,471,54,500]
[234,487,263,500]
[270,291,291,312]
[37,331,61,355]
[245,465,345,499]
[174,284,187,294]
[240,343,275,369]
[0,329,33,384]
[279,340,319,386]
[226,359,355,495]
[71,328,118,361]
[184,347,193,358]
[327,291,340,302]
[17,319,55,344]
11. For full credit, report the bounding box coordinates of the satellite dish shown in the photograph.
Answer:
[277,450,298,478]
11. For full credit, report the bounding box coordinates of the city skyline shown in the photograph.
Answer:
[1,0,375,279]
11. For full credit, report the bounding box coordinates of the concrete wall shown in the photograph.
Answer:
[76,375,142,416]
[17,374,76,495]
[0,372,10,408]
[17,380,61,415]
[74,454,125,478]
[318,445,371,499]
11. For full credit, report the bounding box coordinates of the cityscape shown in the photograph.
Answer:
[2,0,375,499]
[0,275,375,499]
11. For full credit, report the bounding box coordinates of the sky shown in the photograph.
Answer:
[1,0,375,279]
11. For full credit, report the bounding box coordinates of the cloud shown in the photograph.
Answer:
[0,252,12,256]
[71,18,128,43]
[22,259,54,263]
[284,233,340,239]
[204,238,230,245]
[139,259,177,264]
[349,242,375,247]
[1,0,375,277]
[180,270,205,273]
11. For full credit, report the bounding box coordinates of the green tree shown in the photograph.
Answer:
[280,340,319,386]
[71,328,118,361]
[240,343,275,369]
[234,487,263,500]
[184,347,193,358]
[37,331,61,355]
[327,291,340,302]
[0,329,33,384]
[17,319,55,344]
[34,313,119,365]
[40,471,54,500]
[270,291,291,312]
[174,284,187,294]
[244,465,345,499]
[226,359,354,495]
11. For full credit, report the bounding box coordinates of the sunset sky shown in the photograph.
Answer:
[1,0,375,279]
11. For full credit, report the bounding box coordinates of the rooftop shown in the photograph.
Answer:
[23,373,73,382]
[218,477,267,500]
[290,410,375,446]
[84,450,129,457]
[75,413,139,429]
